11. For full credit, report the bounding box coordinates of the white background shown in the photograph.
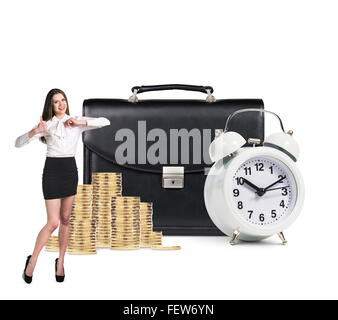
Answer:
[0,0,337,300]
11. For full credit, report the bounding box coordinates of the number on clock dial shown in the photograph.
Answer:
[231,156,297,226]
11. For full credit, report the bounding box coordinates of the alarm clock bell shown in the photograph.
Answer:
[264,131,300,161]
[209,131,246,163]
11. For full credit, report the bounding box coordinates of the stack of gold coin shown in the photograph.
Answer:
[150,231,163,246]
[45,235,59,252]
[92,172,122,248]
[110,196,141,250]
[67,184,96,255]
[140,202,154,247]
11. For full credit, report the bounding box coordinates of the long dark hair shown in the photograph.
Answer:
[40,88,70,143]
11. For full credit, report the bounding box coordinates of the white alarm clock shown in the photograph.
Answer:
[204,109,304,245]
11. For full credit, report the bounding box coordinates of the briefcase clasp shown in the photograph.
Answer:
[162,167,184,189]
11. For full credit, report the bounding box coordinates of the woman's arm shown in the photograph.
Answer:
[69,116,110,131]
[15,117,48,148]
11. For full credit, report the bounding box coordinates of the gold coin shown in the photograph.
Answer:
[111,234,140,238]
[92,172,122,175]
[92,181,122,185]
[92,209,111,214]
[111,198,139,201]
[96,234,111,237]
[68,241,96,246]
[71,208,92,212]
[111,240,140,245]
[75,190,93,193]
[111,220,140,224]
[111,228,140,232]
[71,213,92,218]
[110,247,139,250]
[70,217,93,227]
[95,227,111,231]
[92,189,122,192]
[96,238,110,243]
[92,186,122,189]
[92,179,122,182]
[110,241,140,245]
[140,230,153,234]
[69,228,94,233]
[111,219,140,223]
[92,180,122,183]
[92,185,122,189]
[93,192,122,197]
[70,220,94,225]
[111,208,140,211]
[72,207,92,211]
[96,232,111,236]
[92,202,112,206]
[73,197,92,201]
[70,216,93,220]
[72,202,92,206]
[110,232,139,236]
[70,219,93,223]
[70,218,93,222]
[111,214,140,218]
[92,180,122,184]
[72,200,92,204]
[68,241,96,245]
[96,232,110,236]
[151,245,181,250]
[95,223,111,227]
[111,224,140,228]
[70,228,95,232]
[110,206,140,210]
[92,175,122,179]
[67,250,96,255]
[111,202,139,205]
[111,199,140,203]
[92,187,122,191]
[111,217,140,221]
[111,227,140,230]
[68,246,96,250]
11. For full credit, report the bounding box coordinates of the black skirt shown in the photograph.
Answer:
[42,157,78,200]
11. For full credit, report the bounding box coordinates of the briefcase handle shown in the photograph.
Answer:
[128,84,216,103]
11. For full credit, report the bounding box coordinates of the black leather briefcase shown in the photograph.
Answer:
[83,84,264,235]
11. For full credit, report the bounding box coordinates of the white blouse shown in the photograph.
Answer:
[15,114,110,157]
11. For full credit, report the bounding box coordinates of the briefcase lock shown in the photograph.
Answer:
[162,167,184,189]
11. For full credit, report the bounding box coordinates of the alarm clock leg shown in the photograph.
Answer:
[277,232,287,245]
[229,229,240,245]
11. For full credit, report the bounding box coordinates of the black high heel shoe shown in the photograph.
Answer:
[55,258,65,282]
[22,255,33,284]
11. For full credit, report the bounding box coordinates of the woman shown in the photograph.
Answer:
[15,88,110,283]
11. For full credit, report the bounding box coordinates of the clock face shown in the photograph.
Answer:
[231,156,297,227]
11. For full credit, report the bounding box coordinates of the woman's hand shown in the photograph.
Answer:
[35,116,48,134]
[64,117,87,128]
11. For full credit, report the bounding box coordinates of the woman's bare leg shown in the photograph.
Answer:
[25,199,61,277]
[57,195,75,276]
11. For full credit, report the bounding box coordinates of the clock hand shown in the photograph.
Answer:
[242,178,265,197]
[258,185,290,193]
[263,176,286,192]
